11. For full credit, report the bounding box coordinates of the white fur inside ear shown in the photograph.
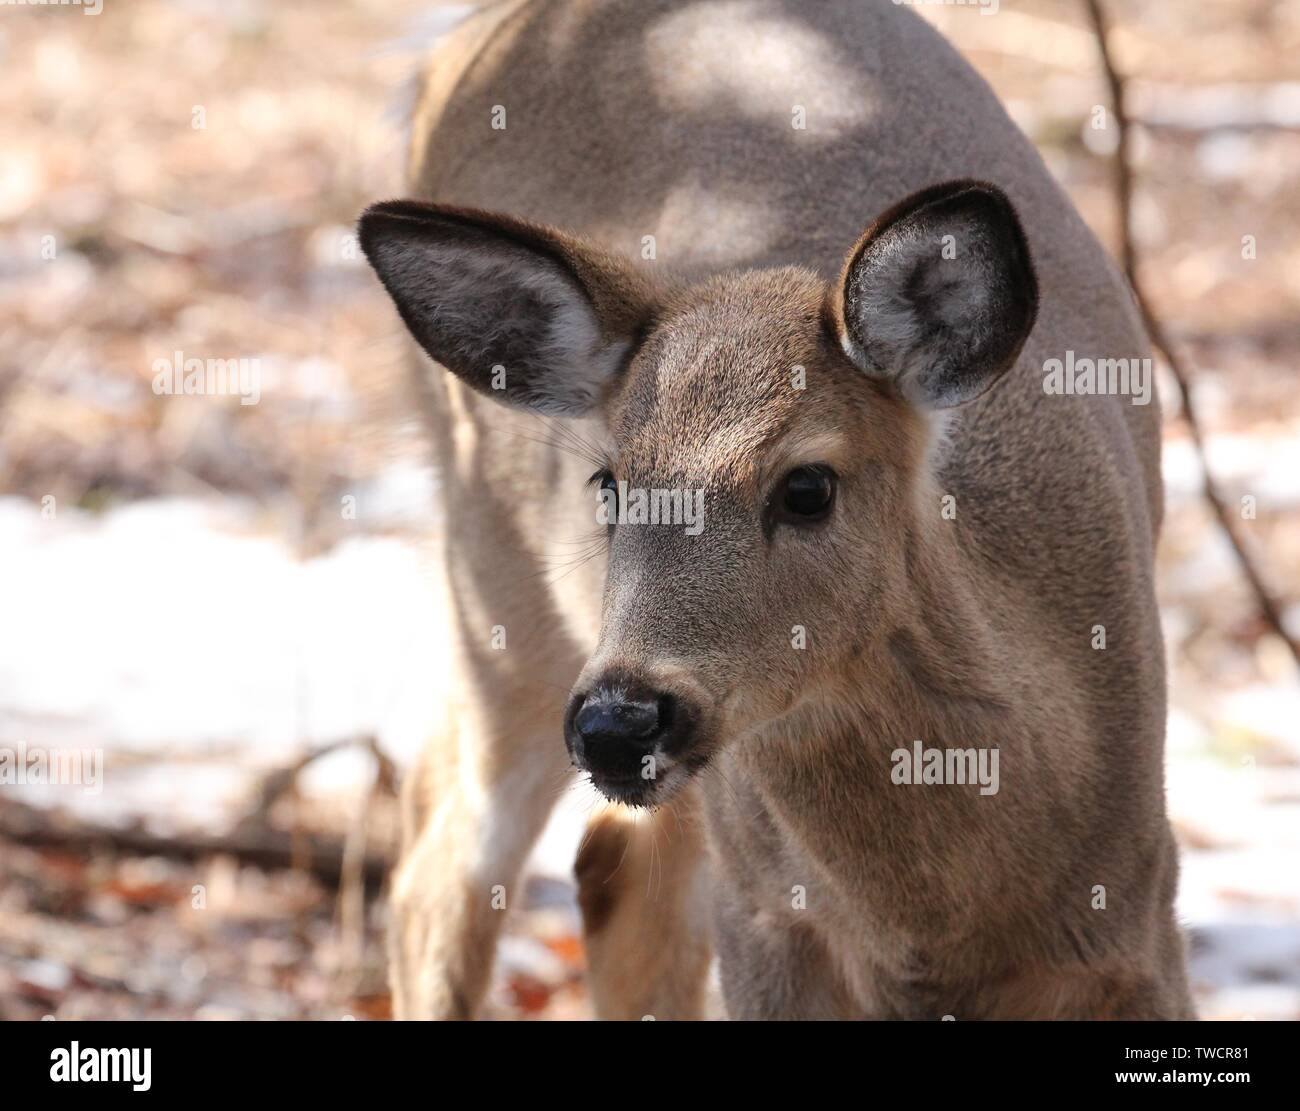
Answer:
[839,292,940,408]
[838,327,868,370]
[375,233,625,413]
[839,186,1035,411]
[847,231,993,384]
[855,238,931,364]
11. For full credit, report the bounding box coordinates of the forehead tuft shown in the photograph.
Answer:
[610,267,835,477]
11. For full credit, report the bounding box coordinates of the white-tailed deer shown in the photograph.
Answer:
[363,0,1193,1019]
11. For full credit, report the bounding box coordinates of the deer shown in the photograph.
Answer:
[361,0,1194,1019]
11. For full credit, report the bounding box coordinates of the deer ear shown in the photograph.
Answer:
[359,200,652,415]
[832,180,1038,409]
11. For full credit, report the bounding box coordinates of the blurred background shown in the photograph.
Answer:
[1,0,1297,1020]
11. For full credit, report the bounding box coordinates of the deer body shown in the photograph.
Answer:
[368,0,1192,1020]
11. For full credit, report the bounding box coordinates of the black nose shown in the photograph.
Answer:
[564,686,676,783]
[574,698,662,745]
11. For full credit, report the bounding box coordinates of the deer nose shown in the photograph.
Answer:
[574,697,662,745]
[564,686,677,783]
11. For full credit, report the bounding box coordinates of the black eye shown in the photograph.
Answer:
[590,469,619,516]
[778,465,835,522]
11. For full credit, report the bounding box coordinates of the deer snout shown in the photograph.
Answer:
[573,696,664,746]
[564,678,698,806]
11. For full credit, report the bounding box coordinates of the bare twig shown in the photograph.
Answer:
[334,739,398,998]
[0,797,392,895]
[241,733,397,829]
[1083,0,1300,669]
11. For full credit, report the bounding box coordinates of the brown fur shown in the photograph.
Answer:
[575,793,712,1019]
[373,0,1191,1020]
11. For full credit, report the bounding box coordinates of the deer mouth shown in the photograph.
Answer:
[583,759,695,810]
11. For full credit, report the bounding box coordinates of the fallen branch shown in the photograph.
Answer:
[1083,0,1300,670]
[0,797,392,896]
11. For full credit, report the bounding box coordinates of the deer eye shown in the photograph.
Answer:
[777,465,835,523]
[590,469,619,512]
